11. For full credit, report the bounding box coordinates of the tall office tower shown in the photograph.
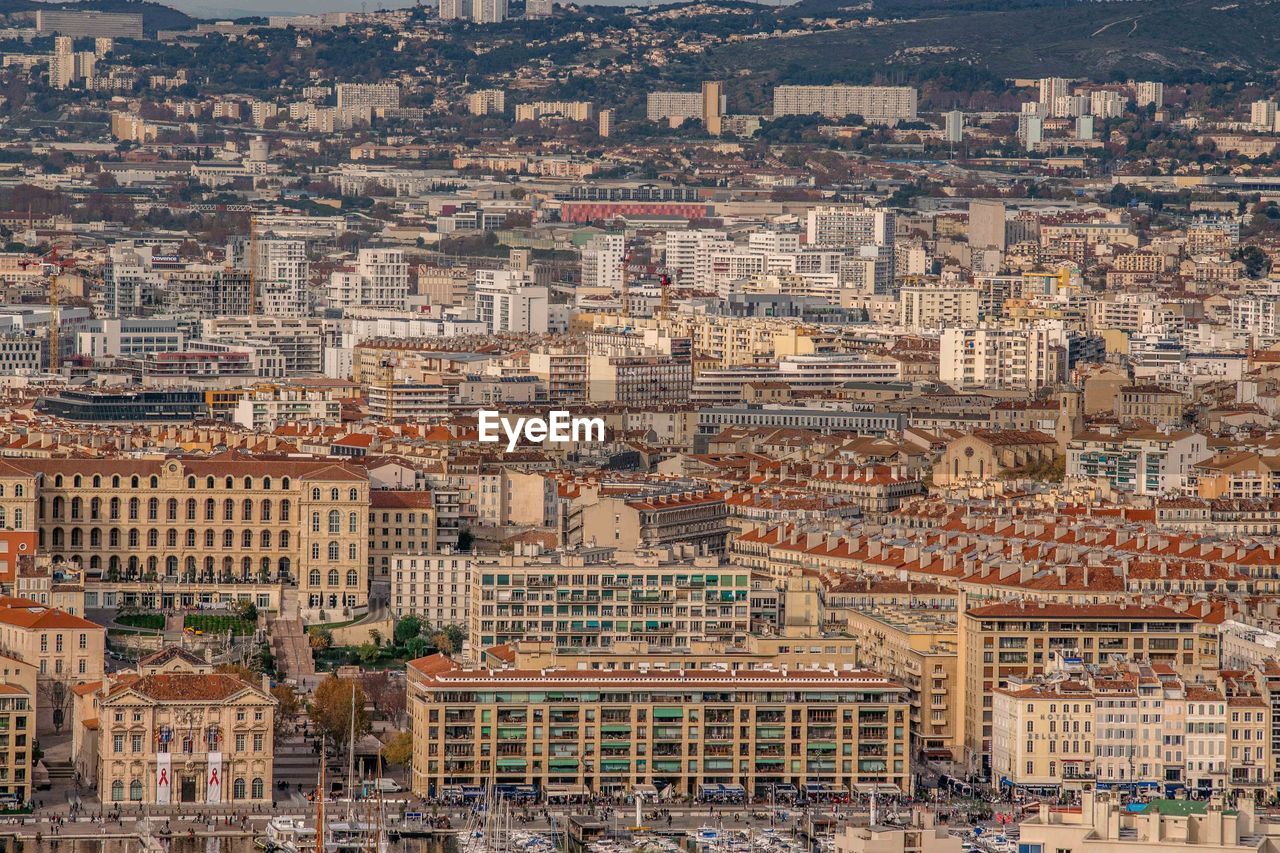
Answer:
[702,80,724,136]
[1134,81,1164,108]
[1251,99,1278,131]
[805,207,894,248]
[1038,77,1069,107]
[597,108,614,138]
[1076,114,1095,141]
[968,200,1007,252]
[943,110,964,143]
[473,0,508,23]
[1019,114,1043,148]
[254,239,310,318]
[580,234,625,291]
[439,0,466,19]
[335,83,401,110]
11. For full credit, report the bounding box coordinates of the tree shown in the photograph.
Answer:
[444,625,466,654]
[369,628,383,648]
[361,671,405,728]
[308,676,372,755]
[38,678,73,734]
[357,642,380,664]
[392,616,421,646]
[381,730,413,767]
[215,663,257,684]
[308,626,333,650]
[271,684,302,737]
[428,631,455,655]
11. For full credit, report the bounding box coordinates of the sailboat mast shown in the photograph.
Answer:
[347,682,357,823]
[316,737,326,853]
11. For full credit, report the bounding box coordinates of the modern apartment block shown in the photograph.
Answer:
[467,546,747,651]
[772,85,917,124]
[408,653,912,799]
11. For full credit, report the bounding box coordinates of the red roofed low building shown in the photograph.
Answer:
[564,488,729,555]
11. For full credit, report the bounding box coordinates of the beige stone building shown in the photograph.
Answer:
[933,430,1058,487]
[369,490,438,581]
[991,680,1095,793]
[0,678,32,804]
[94,666,275,805]
[0,458,370,621]
[0,599,104,733]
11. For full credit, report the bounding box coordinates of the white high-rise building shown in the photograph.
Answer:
[474,270,549,334]
[940,323,1069,391]
[805,207,894,248]
[327,248,408,310]
[1076,114,1095,141]
[1134,81,1164,108]
[473,0,508,23]
[772,85,917,125]
[335,83,401,110]
[1251,99,1278,131]
[581,234,625,291]
[664,230,728,285]
[255,239,310,318]
[1038,77,1069,107]
[943,110,964,143]
[1090,90,1129,119]
[1019,114,1043,148]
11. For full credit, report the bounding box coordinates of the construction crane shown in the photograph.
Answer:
[19,248,77,374]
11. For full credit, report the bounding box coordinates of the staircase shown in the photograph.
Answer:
[272,618,317,680]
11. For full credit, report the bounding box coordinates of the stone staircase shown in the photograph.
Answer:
[272,618,317,680]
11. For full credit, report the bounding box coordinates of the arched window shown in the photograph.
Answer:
[349,488,358,501]
[312,488,321,501]
[244,476,253,490]
[261,500,272,522]
[128,529,139,548]
[205,499,215,521]
[280,530,290,549]
[90,497,101,520]
[223,499,234,521]
[11,509,19,528]
[263,477,272,490]
[348,543,357,560]
[185,556,196,577]
[330,488,339,501]
[242,530,253,549]
[223,529,234,549]
[109,529,120,548]
[187,476,195,489]
[148,530,158,548]
[52,496,64,519]
[328,542,339,561]
[348,512,358,533]
[109,497,120,520]
[130,476,139,489]
[90,528,101,548]
[280,499,291,521]
[346,569,358,587]
[130,779,143,801]
[225,476,234,490]
[311,543,320,560]
[111,780,124,801]
[242,557,252,577]
[186,529,196,548]
[311,513,321,533]
[242,499,253,521]
[328,510,340,533]
[167,498,178,521]
[205,530,215,548]
[148,498,158,520]
[70,497,81,520]
[128,497,139,520]
[279,557,291,577]
[328,569,339,586]
[166,556,178,576]
[282,477,290,489]
[70,528,81,547]
[13,484,21,498]
[52,527,64,547]
[187,499,197,521]
[150,476,158,489]
[261,557,271,576]
[309,568,321,586]
[233,778,246,800]
[206,476,215,490]
[252,778,264,799]
[167,529,177,548]
[261,530,272,548]
[54,474,63,488]
[111,475,120,489]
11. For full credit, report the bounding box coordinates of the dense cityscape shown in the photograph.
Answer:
[0,0,1277,851]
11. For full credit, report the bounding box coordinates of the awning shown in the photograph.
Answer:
[924,749,953,760]
[633,784,659,796]
[544,784,589,797]
[653,708,683,720]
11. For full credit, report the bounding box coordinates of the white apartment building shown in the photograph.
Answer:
[646,91,702,126]
[939,323,1067,391]
[1251,99,1278,131]
[327,248,408,310]
[335,83,400,110]
[664,229,729,287]
[581,233,625,291]
[1230,295,1280,346]
[806,206,894,247]
[772,85,917,124]
[255,239,310,318]
[1090,90,1129,119]
[391,550,473,632]
[474,270,549,334]
[467,89,505,115]
[899,285,980,330]
[1134,80,1164,108]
